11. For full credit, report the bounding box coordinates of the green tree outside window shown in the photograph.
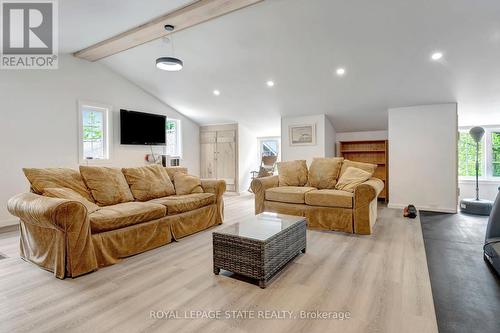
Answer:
[458,132,483,177]
[492,132,500,177]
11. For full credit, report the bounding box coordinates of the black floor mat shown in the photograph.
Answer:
[420,211,500,333]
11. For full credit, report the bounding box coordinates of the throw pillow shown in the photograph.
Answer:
[174,173,204,195]
[339,160,377,177]
[23,168,94,202]
[308,157,344,189]
[277,160,308,186]
[43,187,100,214]
[79,166,134,206]
[335,167,372,192]
[122,165,175,201]
[165,167,188,181]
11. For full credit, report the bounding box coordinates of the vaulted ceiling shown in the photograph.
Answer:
[62,0,500,135]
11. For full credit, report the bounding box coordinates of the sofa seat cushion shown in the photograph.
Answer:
[265,186,316,204]
[305,189,354,208]
[149,193,215,215]
[89,202,166,233]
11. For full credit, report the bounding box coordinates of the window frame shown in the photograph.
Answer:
[78,100,112,164]
[458,126,500,181]
[490,131,500,177]
[165,118,182,158]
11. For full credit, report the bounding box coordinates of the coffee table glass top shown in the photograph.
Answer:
[214,212,306,241]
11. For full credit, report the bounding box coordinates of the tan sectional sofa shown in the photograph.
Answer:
[251,158,384,235]
[7,165,225,279]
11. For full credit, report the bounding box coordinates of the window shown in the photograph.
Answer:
[258,137,280,160]
[492,132,500,177]
[78,102,110,162]
[261,139,279,157]
[166,119,181,157]
[458,127,500,180]
[458,131,483,177]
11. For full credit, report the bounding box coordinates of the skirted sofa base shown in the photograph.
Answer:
[9,177,225,279]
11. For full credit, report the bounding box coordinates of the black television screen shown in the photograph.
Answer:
[120,109,166,145]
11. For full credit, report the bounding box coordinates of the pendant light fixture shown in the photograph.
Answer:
[156,25,183,71]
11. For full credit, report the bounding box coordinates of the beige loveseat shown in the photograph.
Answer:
[251,158,384,235]
[7,165,225,279]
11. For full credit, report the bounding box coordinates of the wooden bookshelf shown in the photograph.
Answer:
[339,140,389,202]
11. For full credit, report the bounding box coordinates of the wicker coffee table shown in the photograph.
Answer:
[213,212,306,288]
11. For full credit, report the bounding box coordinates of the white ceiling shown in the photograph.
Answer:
[61,0,500,136]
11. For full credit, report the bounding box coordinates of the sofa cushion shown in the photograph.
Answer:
[23,168,94,202]
[80,166,135,206]
[277,160,308,186]
[89,202,166,233]
[149,193,215,215]
[265,186,316,204]
[305,189,354,208]
[173,173,204,195]
[339,160,377,177]
[335,167,372,192]
[165,167,188,180]
[43,187,100,214]
[308,157,344,189]
[122,165,175,201]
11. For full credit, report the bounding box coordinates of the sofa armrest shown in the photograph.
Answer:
[7,193,97,278]
[201,179,226,224]
[250,175,279,214]
[352,178,384,235]
[8,193,85,230]
[201,179,226,198]
[354,178,384,208]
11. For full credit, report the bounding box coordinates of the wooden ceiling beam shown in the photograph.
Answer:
[73,0,264,62]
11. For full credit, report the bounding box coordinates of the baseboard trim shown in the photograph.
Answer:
[388,203,457,214]
[0,218,18,234]
[0,218,18,228]
[0,224,18,234]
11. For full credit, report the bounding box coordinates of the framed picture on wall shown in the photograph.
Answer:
[289,124,316,146]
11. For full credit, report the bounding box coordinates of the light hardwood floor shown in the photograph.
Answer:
[0,194,438,333]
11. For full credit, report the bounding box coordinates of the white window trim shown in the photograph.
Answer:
[459,125,500,181]
[166,118,182,158]
[78,100,112,164]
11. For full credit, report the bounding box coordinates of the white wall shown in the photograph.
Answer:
[324,117,336,157]
[388,104,458,213]
[281,114,334,164]
[0,55,200,227]
[459,181,500,202]
[238,124,260,193]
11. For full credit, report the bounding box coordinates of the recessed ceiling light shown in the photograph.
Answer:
[336,68,346,76]
[431,52,443,61]
[266,80,275,87]
[213,90,220,96]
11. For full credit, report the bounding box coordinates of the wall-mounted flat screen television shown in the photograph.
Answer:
[120,109,166,145]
